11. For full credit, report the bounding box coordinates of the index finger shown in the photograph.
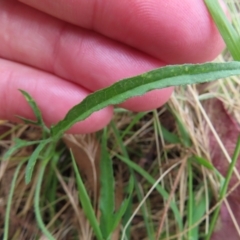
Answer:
[18,0,224,63]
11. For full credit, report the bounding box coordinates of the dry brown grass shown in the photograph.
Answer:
[1,63,239,239]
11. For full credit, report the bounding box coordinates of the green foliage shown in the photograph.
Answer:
[205,0,240,61]
[8,61,240,185]
[71,151,103,240]
[191,189,209,240]
[34,159,55,240]
[120,112,147,139]
[111,176,134,235]
[187,161,194,239]
[17,90,50,133]
[51,62,240,137]
[25,140,49,184]
[117,154,183,231]
[4,2,240,237]
[159,124,181,144]
[191,156,214,170]
[3,138,41,160]
[206,136,240,240]
[99,129,115,239]
[3,161,25,240]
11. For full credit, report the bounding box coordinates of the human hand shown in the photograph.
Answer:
[0,0,224,133]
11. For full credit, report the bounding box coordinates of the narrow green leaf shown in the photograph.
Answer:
[18,90,43,125]
[110,122,169,235]
[206,135,240,240]
[46,150,64,222]
[0,125,20,141]
[120,112,147,139]
[18,90,50,133]
[110,121,138,236]
[3,138,41,160]
[99,129,115,239]
[25,140,48,184]
[34,160,55,240]
[191,192,210,240]
[192,156,214,170]
[51,62,240,137]
[160,125,181,144]
[187,161,194,239]
[71,150,103,240]
[4,161,25,240]
[153,109,180,145]
[175,114,192,147]
[205,0,240,61]
[112,175,134,232]
[121,196,132,239]
[116,154,183,231]
[133,182,155,240]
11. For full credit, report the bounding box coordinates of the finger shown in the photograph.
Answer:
[0,0,173,112]
[18,0,225,63]
[118,88,173,111]
[0,59,113,133]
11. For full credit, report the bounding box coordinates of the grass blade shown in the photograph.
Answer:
[187,161,194,239]
[18,90,49,133]
[111,121,183,232]
[175,113,192,147]
[51,62,240,136]
[120,112,147,139]
[71,150,103,240]
[134,183,155,240]
[25,140,48,184]
[205,0,240,61]
[34,160,55,240]
[116,154,183,231]
[160,125,181,144]
[3,161,25,240]
[3,138,41,160]
[192,156,214,170]
[99,129,115,239]
[206,135,240,239]
[121,196,133,239]
[191,192,209,240]
[112,175,134,232]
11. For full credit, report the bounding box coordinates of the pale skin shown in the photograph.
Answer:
[0,0,224,133]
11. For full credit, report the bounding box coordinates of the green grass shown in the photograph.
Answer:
[1,0,240,239]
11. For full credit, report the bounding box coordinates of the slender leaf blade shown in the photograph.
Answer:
[116,154,183,231]
[3,138,41,160]
[187,161,194,239]
[99,129,115,239]
[191,191,209,240]
[34,160,55,240]
[192,156,214,170]
[112,175,134,232]
[18,90,44,125]
[51,62,240,136]
[25,140,48,184]
[206,136,240,239]
[160,125,181,144]
[4,161,25,240]
[175,113,192,147]
[18,90,50,134]
[205,0,240,61]
[71,150,103,240]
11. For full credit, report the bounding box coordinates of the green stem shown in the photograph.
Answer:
[34,159,55,240]
[206,136,240,239]
[3,160,25,240]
